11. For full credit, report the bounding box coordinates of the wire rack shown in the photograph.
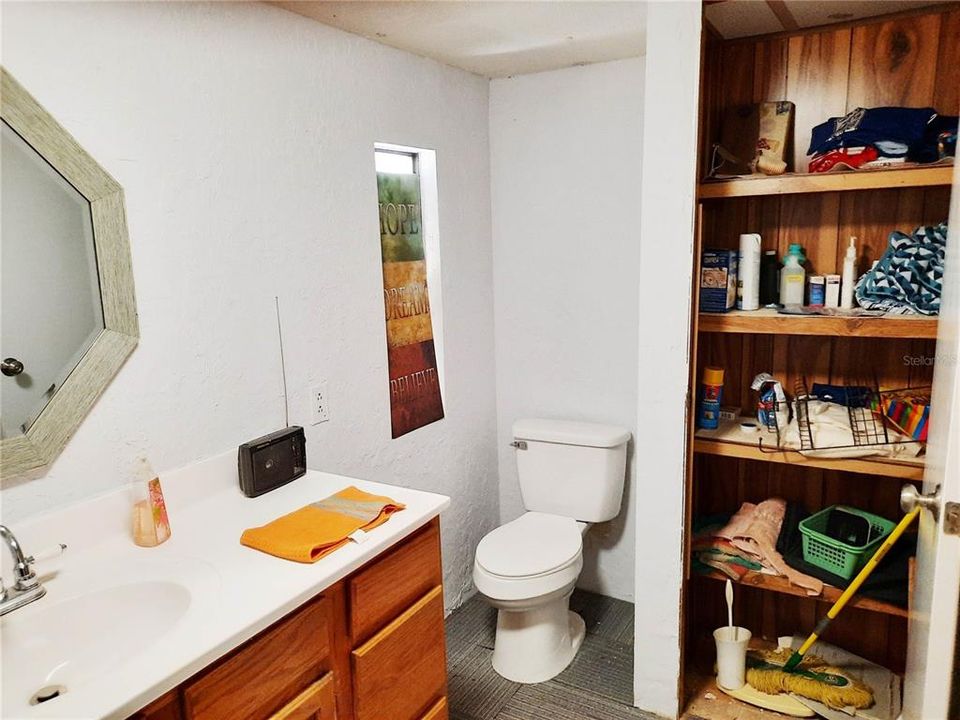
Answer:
[758,377,929,453]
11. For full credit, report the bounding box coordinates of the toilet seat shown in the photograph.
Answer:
[474,512,584,603]
[475,512,582,578]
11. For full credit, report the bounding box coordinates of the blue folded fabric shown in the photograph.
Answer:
[808,107,936,157]
[915,114,959,163]
[810,384,873,408]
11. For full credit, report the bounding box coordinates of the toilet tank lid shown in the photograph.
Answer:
[512,419,631,448]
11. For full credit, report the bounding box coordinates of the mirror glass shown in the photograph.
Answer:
[1,120,104,439]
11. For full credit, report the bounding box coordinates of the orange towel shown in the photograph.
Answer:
[240,486,405,563]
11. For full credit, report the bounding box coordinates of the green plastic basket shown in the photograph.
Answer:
[799,505,896,581]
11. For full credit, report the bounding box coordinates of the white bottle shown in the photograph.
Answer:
[841,237,857,310]
[780,253,805,306]
[825,274,841,308]
[737,233,762,311]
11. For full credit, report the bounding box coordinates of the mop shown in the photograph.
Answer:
[744,505,921,711]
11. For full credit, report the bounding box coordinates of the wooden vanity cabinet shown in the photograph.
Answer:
[348,518,443,646]
[128,518,448,720]
[351,586,446,720]
[129,690,183,720]
[183,593,333,720]
[268,674,337,720]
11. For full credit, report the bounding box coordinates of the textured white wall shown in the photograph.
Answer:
[633,3,701,717]
[489,58,644,602]
[0,1,499,610]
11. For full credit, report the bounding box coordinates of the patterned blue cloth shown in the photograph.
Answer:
[855,223,947,316]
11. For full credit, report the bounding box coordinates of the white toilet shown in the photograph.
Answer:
[473,418,630,683]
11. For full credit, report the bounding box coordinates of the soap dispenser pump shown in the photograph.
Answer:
[131,457,171,547]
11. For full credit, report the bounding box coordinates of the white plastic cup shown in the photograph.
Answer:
[713,626,752,690]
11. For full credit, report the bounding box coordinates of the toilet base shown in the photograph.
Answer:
[490,593,586,684]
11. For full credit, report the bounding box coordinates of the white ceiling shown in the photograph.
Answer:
[706,0,947,40]
[270,1,647,78]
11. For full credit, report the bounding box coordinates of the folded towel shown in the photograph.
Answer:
[240,486,405,563]
[716,499,824,596]
[855,223,947,316]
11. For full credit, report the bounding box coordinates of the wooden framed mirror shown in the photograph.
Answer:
[1,68,138,479]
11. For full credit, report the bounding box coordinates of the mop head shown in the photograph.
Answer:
[746,647,874,711]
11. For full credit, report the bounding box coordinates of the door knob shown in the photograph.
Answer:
[901,483,940,521]
[1,358,24,377]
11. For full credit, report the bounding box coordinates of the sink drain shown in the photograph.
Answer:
[30,684,67,705]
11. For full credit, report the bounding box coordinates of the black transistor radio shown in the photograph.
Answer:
[238,426,306,498]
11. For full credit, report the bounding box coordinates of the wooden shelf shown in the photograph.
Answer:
[694,437,925,480]
[698,164,954,199]
[682,638,816,720]
[682,669,773,720]
[698,308,938,339]
[683,0,954,683]
[695,569,908,618]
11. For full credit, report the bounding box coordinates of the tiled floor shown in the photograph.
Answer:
[445,590,658,720]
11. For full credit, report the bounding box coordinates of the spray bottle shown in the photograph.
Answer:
[697,367,725,430]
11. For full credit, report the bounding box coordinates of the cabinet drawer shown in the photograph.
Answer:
[184,594,331,720]
[351,586,446,720]
[129,690,183,720]
[349,518,441,644]
[421,697,448,720]
[268,673,337,720]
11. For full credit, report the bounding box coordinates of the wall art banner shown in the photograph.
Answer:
[377,171,444,438]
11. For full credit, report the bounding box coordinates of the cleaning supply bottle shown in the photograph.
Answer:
[808,275,825,307]
[697,366,725,430]
[779,244,806,306]
[841,237,858,310]
[759,250,780,306]
[132,457,171,547]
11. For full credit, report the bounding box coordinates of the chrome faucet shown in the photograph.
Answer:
[0,525,65,616]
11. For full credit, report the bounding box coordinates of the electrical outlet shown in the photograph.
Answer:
[309,381,330,425]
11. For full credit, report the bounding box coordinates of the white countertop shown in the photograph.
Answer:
[0,451,450,720]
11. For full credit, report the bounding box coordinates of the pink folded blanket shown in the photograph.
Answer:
[716,498,823,596]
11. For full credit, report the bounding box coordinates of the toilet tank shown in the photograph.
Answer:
[512,419,631,522]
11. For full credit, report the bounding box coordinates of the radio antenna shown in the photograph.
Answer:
[275,296,290,427]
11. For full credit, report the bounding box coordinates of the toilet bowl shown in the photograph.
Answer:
[474,418,630,683]
[473,512,589,683]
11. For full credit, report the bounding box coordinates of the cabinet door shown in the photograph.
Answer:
[183,595,331,720]
[129,690,182,720]
[420,697,448,720]
[268,673,337,720]
[351,586,446,720]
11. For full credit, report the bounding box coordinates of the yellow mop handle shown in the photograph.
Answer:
[784,506,921,671]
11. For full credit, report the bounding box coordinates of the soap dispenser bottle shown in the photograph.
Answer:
[841,237,858,310]
[132,457,171,547]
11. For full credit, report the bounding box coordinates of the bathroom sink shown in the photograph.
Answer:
[1,580,191,712]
